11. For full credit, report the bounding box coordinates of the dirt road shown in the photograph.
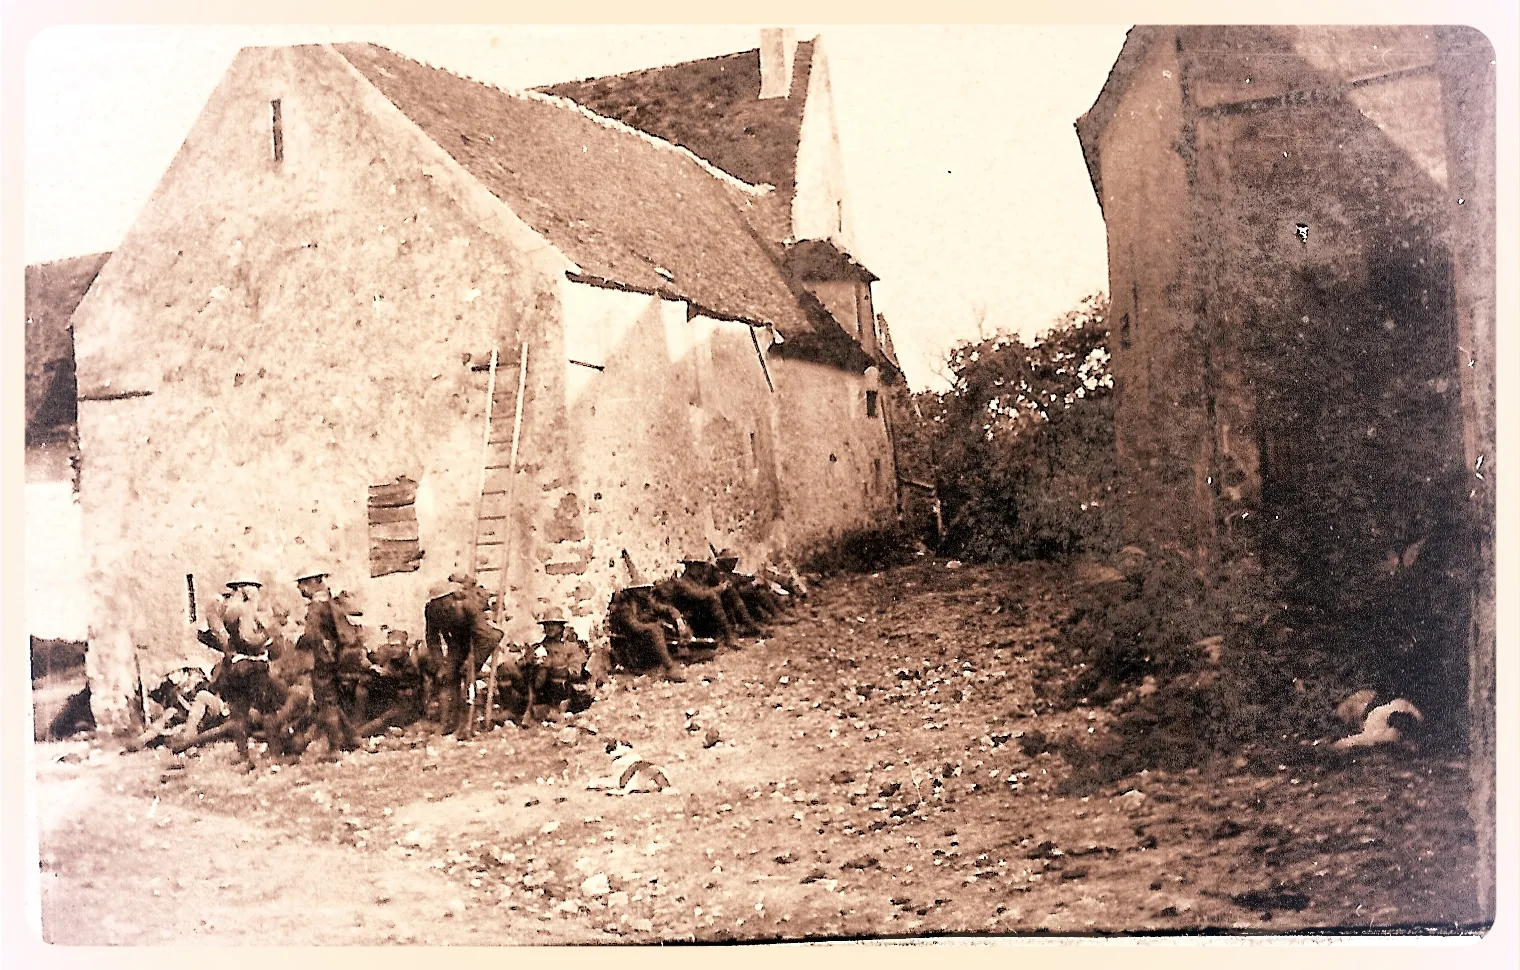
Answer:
[35,559,1485,944]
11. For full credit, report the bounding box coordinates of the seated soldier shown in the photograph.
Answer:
[354,632,427,737]
[521,617,594,724]
[715,549,784,625]
[653,561,739,649]
[690,554,764,636]
[607,586,686,682]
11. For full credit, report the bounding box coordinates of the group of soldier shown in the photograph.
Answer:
[128,549,801,772]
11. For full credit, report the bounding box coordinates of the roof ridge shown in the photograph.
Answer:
[522,88,775,197]
[544,47,760,88]
[345,43,775,198]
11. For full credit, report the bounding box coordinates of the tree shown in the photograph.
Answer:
[922,293,1118,561]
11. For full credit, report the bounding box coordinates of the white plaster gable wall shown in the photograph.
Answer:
[791,40,855,250]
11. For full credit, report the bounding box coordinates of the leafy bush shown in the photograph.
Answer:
[906,294,1120,563]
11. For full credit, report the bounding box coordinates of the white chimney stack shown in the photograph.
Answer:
[759,27,798,99]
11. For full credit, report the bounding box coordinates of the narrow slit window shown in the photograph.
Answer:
[270,99,284,164]
[872,458,882,492]
[1119,312,1131,350]
[866,390,879,418]
[186,574,198,623]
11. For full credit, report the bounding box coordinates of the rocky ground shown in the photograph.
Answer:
[33,558,1486,945]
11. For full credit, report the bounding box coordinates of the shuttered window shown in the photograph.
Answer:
[368,475,423,577]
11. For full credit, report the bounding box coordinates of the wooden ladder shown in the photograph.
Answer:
[471,342,529,600]
[466,341,529,736]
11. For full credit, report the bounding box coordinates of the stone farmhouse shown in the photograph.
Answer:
[61,31,903,731]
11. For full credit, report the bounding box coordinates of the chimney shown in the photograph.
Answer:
[759,27,798,99]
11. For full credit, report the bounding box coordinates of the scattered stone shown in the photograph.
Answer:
[581,873,611,897]
[1213,819,1244,839]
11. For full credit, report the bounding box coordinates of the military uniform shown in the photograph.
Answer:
[653,564,738,647]
[424,580,502,735]
[523,619,593,721]
[204,581,288,768]
[608,587,686,681]
[354,637,426,737]
[715,550,784,624]
[296,570,360,756]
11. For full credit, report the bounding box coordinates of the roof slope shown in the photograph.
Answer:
[25,252,111,439]
[336,43,812,334]
[538,42,814,198]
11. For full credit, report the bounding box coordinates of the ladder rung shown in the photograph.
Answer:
[477,514,508,521]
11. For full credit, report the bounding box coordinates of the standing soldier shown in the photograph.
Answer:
[204,578,287,770]
[608,586,686,682]
[423,578,503,736]
[294,566,360,758]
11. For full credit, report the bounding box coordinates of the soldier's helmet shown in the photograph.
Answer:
[427,579,463,602]
[225,578,263,590]
[295,566,329,583]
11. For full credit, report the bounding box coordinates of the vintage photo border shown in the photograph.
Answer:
[3,0,1515,966]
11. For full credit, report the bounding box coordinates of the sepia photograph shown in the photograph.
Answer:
[15,16,1503,948]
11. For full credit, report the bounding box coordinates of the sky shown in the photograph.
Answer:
[24,24,1130,390]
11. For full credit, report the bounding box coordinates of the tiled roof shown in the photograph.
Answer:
[25,252,110,439]
[336,43,813,334]
[538,42,814,199]
[784,238,878,283]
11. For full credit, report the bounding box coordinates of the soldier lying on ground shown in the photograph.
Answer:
[715,549,786,625]
[608,586,686,682]
[126,667,224,751]
[654,562,739,649]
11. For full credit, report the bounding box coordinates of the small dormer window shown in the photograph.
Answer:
[270,99,284,164]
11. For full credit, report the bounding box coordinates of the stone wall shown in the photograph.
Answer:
[71,45,567,729]
[1087,25,1495,922]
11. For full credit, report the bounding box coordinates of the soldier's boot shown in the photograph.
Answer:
[438,684,462,735]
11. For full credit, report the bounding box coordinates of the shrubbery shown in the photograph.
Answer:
[905,294,1120,564]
